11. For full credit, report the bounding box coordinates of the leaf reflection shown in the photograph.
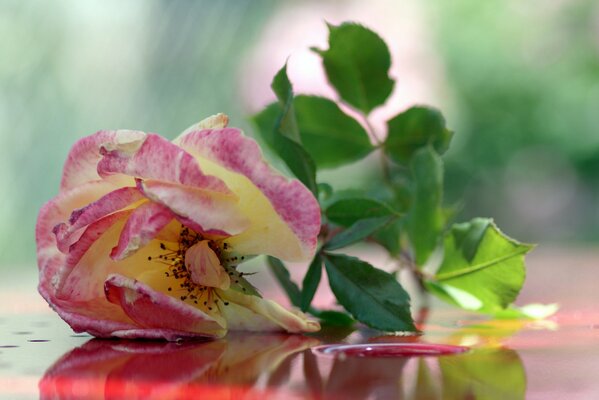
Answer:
[39,334,318,399]
[39,330,526,399]
[304,346,525,400]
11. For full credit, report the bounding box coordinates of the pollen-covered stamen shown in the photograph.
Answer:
[185,240,230,290]
[147,227,235,311]
[148,226,262,312]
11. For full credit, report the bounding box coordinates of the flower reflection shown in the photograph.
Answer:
[39,328,527,399]
[39,334,318,399]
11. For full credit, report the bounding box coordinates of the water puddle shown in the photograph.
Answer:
[313,343,469,358]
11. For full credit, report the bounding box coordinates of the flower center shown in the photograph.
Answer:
[146,226,255,310]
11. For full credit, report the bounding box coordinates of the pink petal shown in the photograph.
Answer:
[58,210,132,302]
[59,130,128,192]
[37,181,121,298]
[110,202,175,260]
[104,274,226,340]
[138,179,249,237]
[98,133,230,194]
[37,182,139,337]
[43,298,139,338]
[176,128,321,261]
[54,186,143,253]
[65,210,133,270]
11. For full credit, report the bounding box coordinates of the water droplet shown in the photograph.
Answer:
[13,331,33,335]
[313,343,469,358]
[27,340,50,343]
[0,345,19,349]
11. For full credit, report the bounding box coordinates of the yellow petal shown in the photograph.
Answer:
[219,289,320,333]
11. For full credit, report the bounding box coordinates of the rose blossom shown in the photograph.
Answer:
[36,114,321,340]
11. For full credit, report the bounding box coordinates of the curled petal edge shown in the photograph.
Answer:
[105,274,226,340]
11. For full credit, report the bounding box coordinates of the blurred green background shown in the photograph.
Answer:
[1,0,597,267]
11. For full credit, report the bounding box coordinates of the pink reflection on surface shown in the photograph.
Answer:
[39,334,317,399]
[313,342,469,357]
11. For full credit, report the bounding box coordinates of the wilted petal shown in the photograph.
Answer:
[60,130,140,192]
[59,210,132,301]
[37,181,126,299]
[105,274,226,340]
[54,186,143,253]
[110,201,175,260]
[178,113,229,137]
[98,133,230,194]
[185,241,230,290]
[138,179,249,236]
[65,209,134,269]
[219,289,320,333]
[176,128,320,261]
[45,298,139,338]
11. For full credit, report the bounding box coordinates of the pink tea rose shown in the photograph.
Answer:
[36,114,321,340]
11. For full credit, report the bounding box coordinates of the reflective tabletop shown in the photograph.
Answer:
[1,247,598,399]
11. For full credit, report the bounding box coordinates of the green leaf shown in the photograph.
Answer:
[252,102,318,196]
[384,106,453,165]
[326,197,395,227]
[372,219,403,257]
[407,146,444,266]
[271,64,300,143]
[268,256,354,326]
[324,216,394,251]
[323,253,416,332]
[301,254,323,312]
[294,95,374,168]
[317,182,334,202]
[313,22,394,113]
[309,309,355,327]
[431,218,534,312]
[267,256,301,307]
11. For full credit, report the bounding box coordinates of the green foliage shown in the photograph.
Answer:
[255,96,374,169]
[324,216,394,251]
[255,21,546,334]
[267,256,355,327]
[326,197,396,227]
[294,96,374,168]
[313,22,394,113]
[429,218,534,312]
[323,253,416,332]
[301,253,322,312]
[270,64,300,142]
[407,146,445,266]
[252,66,318,196]
[384,106,453,165]
[267,256,301,307]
